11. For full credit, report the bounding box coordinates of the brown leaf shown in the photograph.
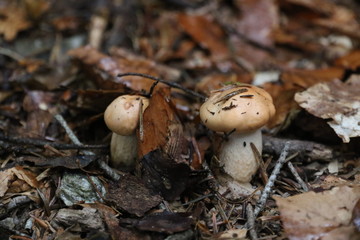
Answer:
[106,174,162,217]
[11,166,39,188]
[138,87,176,157]
[0,169,14,197]
[234,0,279,47]
[68,46,180,93]
[0,4,32,41]
[275,186,360,240]
[178,13,229,62]
[295,76,360,142]
[335,50,360,71]
[133,211,194,234]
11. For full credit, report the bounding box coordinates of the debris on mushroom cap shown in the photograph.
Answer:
[104,95,149,135]
[199,84,275,132]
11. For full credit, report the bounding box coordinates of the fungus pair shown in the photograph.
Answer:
[104,84,275,187]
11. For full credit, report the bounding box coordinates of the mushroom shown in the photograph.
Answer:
[104,95,149,170]
[199,84,275,183]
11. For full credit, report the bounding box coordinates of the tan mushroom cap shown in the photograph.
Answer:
[199,84,275,132]
[104,95,149,135]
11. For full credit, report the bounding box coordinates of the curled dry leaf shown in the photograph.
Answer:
[0,4,32,41]
[295,76,360,143]
[0,166,39,197]
[106,174,162,217]
[68,46,180,93]
[177,13,229,62]
[275,185,360,240]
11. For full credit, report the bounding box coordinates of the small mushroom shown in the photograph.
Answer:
[199,84,275,183]
[104,95,149,170]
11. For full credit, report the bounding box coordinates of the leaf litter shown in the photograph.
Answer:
[1,0,360,239]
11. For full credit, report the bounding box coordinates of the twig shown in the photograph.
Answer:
[287,162,309,192]
[54,113,120,181]
[0,133,108,150]
[0,47,24,61]
[263,135,337,161]
[117,72,206,100]
[254,142,290,217]
[246,203,258,240]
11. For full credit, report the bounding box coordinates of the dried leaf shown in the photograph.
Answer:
[178,13,229,61]
[335,50,360,71]
[234,0,279,47]
[138,87,176,157]
[141,149,191,201]
[0,169,14,197]
[275,186,360,240]
[0,4,32,41]
[11,166,39,188]
[295,76,360,142]
[106,174,162,217]
[134,211,194,234]
[68,46,180,93]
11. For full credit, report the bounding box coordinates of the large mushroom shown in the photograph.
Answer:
[199,84,275,183]
[104,95,149,170]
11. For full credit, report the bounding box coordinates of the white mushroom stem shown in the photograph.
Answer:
[110,133,138,171]
[219,129,262,183]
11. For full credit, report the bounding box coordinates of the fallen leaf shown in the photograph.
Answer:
[131,211,194,234]
[295,75,360,142]
[0,4,32,41]
[233,0,279,47]
[275,185,360,240]
[0,169,14,197]
[335,50,360,71]
[106,174,162,217]
[178,13,229,62]
[69,46,180,93]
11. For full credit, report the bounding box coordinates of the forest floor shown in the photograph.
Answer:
[1,0,360,239]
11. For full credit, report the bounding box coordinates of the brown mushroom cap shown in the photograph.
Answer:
[199,84,275,132]
[104,95,149,135]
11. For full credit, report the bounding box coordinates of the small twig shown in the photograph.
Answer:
[0,47,24,61]
[254,142,290,217]
[287,162,309,192]
[246,203,258,240]
[117,72,206,100]
[250,142,268,183]
[54,113,120,181]
[0,133,108,150]
[216,202,232,229]
[263,135,337,161]
[182,193,215,206]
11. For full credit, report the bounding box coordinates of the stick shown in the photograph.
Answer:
[246,203,258,240]
[263,135,337,161]
[287,162,309,192]
[0,133,108,150]
[254,142,290,217]
[54,113,120,181]
[117,72,206,100]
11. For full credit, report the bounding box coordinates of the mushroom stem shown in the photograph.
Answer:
[219,129,262,183]
[110,133,138,171]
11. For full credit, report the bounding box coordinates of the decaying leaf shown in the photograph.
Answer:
[68,46,180,93]
[177,13,229,62]
[295,76,360,142]
[275,185,360,240]
[0,4,32,41]
[139,87,192,201]
[0,166,39,197]
[121,211,194,234]
[106,174,162,217]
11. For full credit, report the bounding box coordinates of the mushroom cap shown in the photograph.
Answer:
[104,95,149,135]
[199,84,275,132]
